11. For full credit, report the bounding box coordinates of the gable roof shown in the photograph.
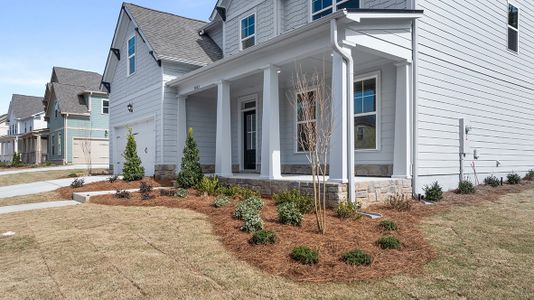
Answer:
[123,3,222,65]
[8,94,44,119]
[0,114,7,124]
[51,67,103,91]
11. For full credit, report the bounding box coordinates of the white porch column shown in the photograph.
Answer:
[215,81,233,176]
[36,135,42,164]
[329,52,349,183]
[176,95,187,171]
[260,65,282,179]
[392,61,412,178]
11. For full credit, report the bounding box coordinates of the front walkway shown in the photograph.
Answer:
[0,176,109,199]
[0,201,80,215]
[0,164,109,176]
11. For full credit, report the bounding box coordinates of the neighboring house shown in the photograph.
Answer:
[103,1,534,204]
[1,94,48,164]
[43,67,110,165]
[0,114,9,162]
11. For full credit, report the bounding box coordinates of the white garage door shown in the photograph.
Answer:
[72,139,109,165]
[114,119,155,176]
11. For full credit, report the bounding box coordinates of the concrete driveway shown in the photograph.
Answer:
[0,176,109,199]
[0,164,109,176]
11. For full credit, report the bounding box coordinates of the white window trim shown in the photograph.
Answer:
[309,0,361,22]
[102,99,110,114]
[507,1,519,54]
[239,13,256,51]
[127,34,136,76]
[354,70,381,153]
[236,94,259,171]
[294,88,318,154]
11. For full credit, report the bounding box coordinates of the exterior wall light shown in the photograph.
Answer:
[127,103,133,112]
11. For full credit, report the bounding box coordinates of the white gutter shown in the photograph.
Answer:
[330,15,356,203]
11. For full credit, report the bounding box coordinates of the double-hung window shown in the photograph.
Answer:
[354,74,379,150]
[508,3,519,52]
[127,35,136,75]
[311,0,360,21]
[241,14,256,50]
[102,100,109,114]
[296,91,317,152]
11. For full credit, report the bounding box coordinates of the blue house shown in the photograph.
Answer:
[43,67,110,165]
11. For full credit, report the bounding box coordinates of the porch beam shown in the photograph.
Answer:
[176,95,187,171]
[260,65,282,179]
[392,61,412,178]
[215,81,233,176]
[329,52,349,183]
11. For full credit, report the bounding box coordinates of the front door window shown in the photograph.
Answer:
[242,101,257,170]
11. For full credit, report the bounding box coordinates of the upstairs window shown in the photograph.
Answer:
[312,0,360,21]
[354,74,379,150]
[508,3,519,52]
[240,14,256,50]
[102,100,109,114]
[127,35,136,75]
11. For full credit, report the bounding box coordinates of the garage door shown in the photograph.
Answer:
[114,119,155,176]
[72,139,109,165]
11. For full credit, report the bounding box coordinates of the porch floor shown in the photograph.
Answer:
[211,173,395,184]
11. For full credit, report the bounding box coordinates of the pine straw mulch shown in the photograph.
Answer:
[89,181,534,283]
[56,177,168,199]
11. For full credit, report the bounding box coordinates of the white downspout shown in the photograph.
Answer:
[330,17,356,203]
[411,1,419,197]
[64,113,68,165]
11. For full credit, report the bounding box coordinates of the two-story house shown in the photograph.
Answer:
[1,94,48,164]
[103,1,534,206]
[43,67,110,165]
[0,114,9,162]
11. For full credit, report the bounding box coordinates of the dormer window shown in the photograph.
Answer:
[240,14,256,50]
[127,35,136,75]
[312,0,360,21]
[508,3,519,52]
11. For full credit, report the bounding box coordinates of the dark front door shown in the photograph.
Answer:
[243,110,257,170]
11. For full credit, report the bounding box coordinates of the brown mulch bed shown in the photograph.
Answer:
[57,177,167,199]
[89,181,534,283]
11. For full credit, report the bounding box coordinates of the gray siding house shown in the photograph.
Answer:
[103,1,534,205]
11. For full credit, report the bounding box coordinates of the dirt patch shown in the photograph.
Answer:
[90,181,534,283]
[57,177,166,199]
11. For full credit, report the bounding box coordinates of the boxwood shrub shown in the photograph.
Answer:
[507,173,521,185]
[378,220,397,231]
[290,246,319,265]
[423,181,443,202]
[484,175,501,188]
[456,180,475,194]
[342,249,372,266]
[376,236,401,250]
[249,230,277,245]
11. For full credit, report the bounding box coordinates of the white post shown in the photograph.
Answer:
[329,52,349,183]
[36,136,41,164]
[176,95,187,172]
[215,81,233,176]
[260,65,282,179]
[392,61,412,178]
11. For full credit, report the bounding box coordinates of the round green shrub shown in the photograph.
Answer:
[176,188,188,198]
[233,197,264,220]
[240,214,264,232]
[456,180,475,194]
[378,220,397,231]
[342,249,372,266]
[376,236,401,250]
[273,189,313,214]
[484,175,501,187]
[423,181,443,202]
[290,246,319,265]
[335,202,360,219]
[524,170,534,181]
[212,195,230,208]
[249,230,277,245]
[507,173,521,185]
[277,202,304,226]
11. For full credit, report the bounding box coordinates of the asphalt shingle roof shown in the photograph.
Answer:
[9,95,44,119]
[123,3,222,66]
[52,67,103,91]
[50,83,91,115]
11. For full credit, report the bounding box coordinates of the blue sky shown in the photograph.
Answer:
[0,0,216,113]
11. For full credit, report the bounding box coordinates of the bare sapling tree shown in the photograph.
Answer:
[290,65,332,234]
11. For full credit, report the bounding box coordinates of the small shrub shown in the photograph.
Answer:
[249,230,277,245]
[68,173,79,178]
[11,153,22,167]
[176,188,188,198]
[212,195,230,208]
[160,189,176,197]
[122,128,145,181]
[233,197,264,220]
[197,176,219,196]
[273,189,313,214]
[507,173,521,185]
[115,190,131,199]
[484,175,501,188]
[240,214,264,232]
[376,236,401,250]
[335,201,360,219]
[70,178,85,188]
[139,181,153,200]
[423,181,443,202]
[385,193,412,211]
[524,170,534,181]
[277,202,303,226]
[378,220,397,231]
[218,184,240,198]
[108,175,119,183]
[456,180,475,194]
[342,249,372,266]
[290,246,319,265]
[238,187,261,199]
[176,128,203,188]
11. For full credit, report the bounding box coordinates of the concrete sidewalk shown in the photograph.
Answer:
[0,164,109,176]
[0,176,109,199]
[0,201,80,215]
